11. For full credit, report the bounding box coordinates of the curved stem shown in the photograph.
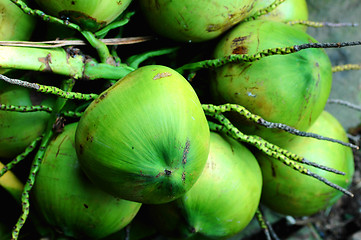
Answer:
[203,103,358,149]
[81,31,115,65]
[243,0,286,22]
[287,20,359,28]
[126,47,179,69]
[207,115,353,197]
[11,79,76,240]
[176,41,361,74]
[94,11,135,38]
[332,63,361,72]
[10,0,81,31]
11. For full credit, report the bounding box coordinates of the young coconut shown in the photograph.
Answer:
[34,0,133,31]
[0,0,36,74]
[210,20,332,146]
[0,0,36,41]
[138,0,259,42]
[0,81,54,159]
[32,123,141,239]
[256,0,308,23]
[75,65,210,204]
[143,132,263,239]
[256,111,354,216]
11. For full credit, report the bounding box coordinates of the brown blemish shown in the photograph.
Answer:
[232,36,248,45]
[78,144,84,155]
[99,92,108,100]
[182,172,186,182]
[71,1,75,5]
[231,35,249,54]
[164,169,172,176]
[55,136,66,158]
[86,134,93,143]
[232,46,248,54]
[38,53,52,72]
[153,72,172,80]
[271,163,277,178]
[182,139,190,164]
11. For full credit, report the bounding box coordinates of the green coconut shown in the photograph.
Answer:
[34,0,133,31]
[210,20,332,146]
[32,123,141,239]
[144,132,263,239]
[0,0,36,41]
[0,0,37,74]
[0,81,54,159]
[256,111,354,216]
[75,65,210,204]
[138,0,259,42]
[256,0,308,23]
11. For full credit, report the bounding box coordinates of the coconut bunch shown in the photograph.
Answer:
[0,0,359,239]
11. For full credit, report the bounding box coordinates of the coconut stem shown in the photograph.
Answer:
[207,118,345,175]
[176,41,361,74]
[12,132,52,240]
[0,46,134,80]
[126,47,180,69]
[0,104,52,113]
[327,99,361,112]
[307,171,353,197]
[12,79,76,240]
[243,0,286,22]
[332,64,361,72]
[202,103,358,149]
[94,11,135,38]
[62,110,83,118]
[207,116,352,197]
[0,103,83,119]
[0,136,43,178]
[0,74,98,101]
[81,31,115,65]
[10,0,115,65]
[287,20,359,28]
[10,0,81,31]
[255,209,272,240]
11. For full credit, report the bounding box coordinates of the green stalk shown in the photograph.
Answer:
[94,11,135,38]
[203,103,358,149]
[10,0,81,32]
[84,60,134,80]
[11,79,75,240]
[0,46,85,78]
[207,116,353,197]
[0,46,134,80]
[126,47,179,69]
[243,0,286,22]
[81,31,115,65]
[10,0,115,64]
[287,20,358,28]
[176,41,361,75]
